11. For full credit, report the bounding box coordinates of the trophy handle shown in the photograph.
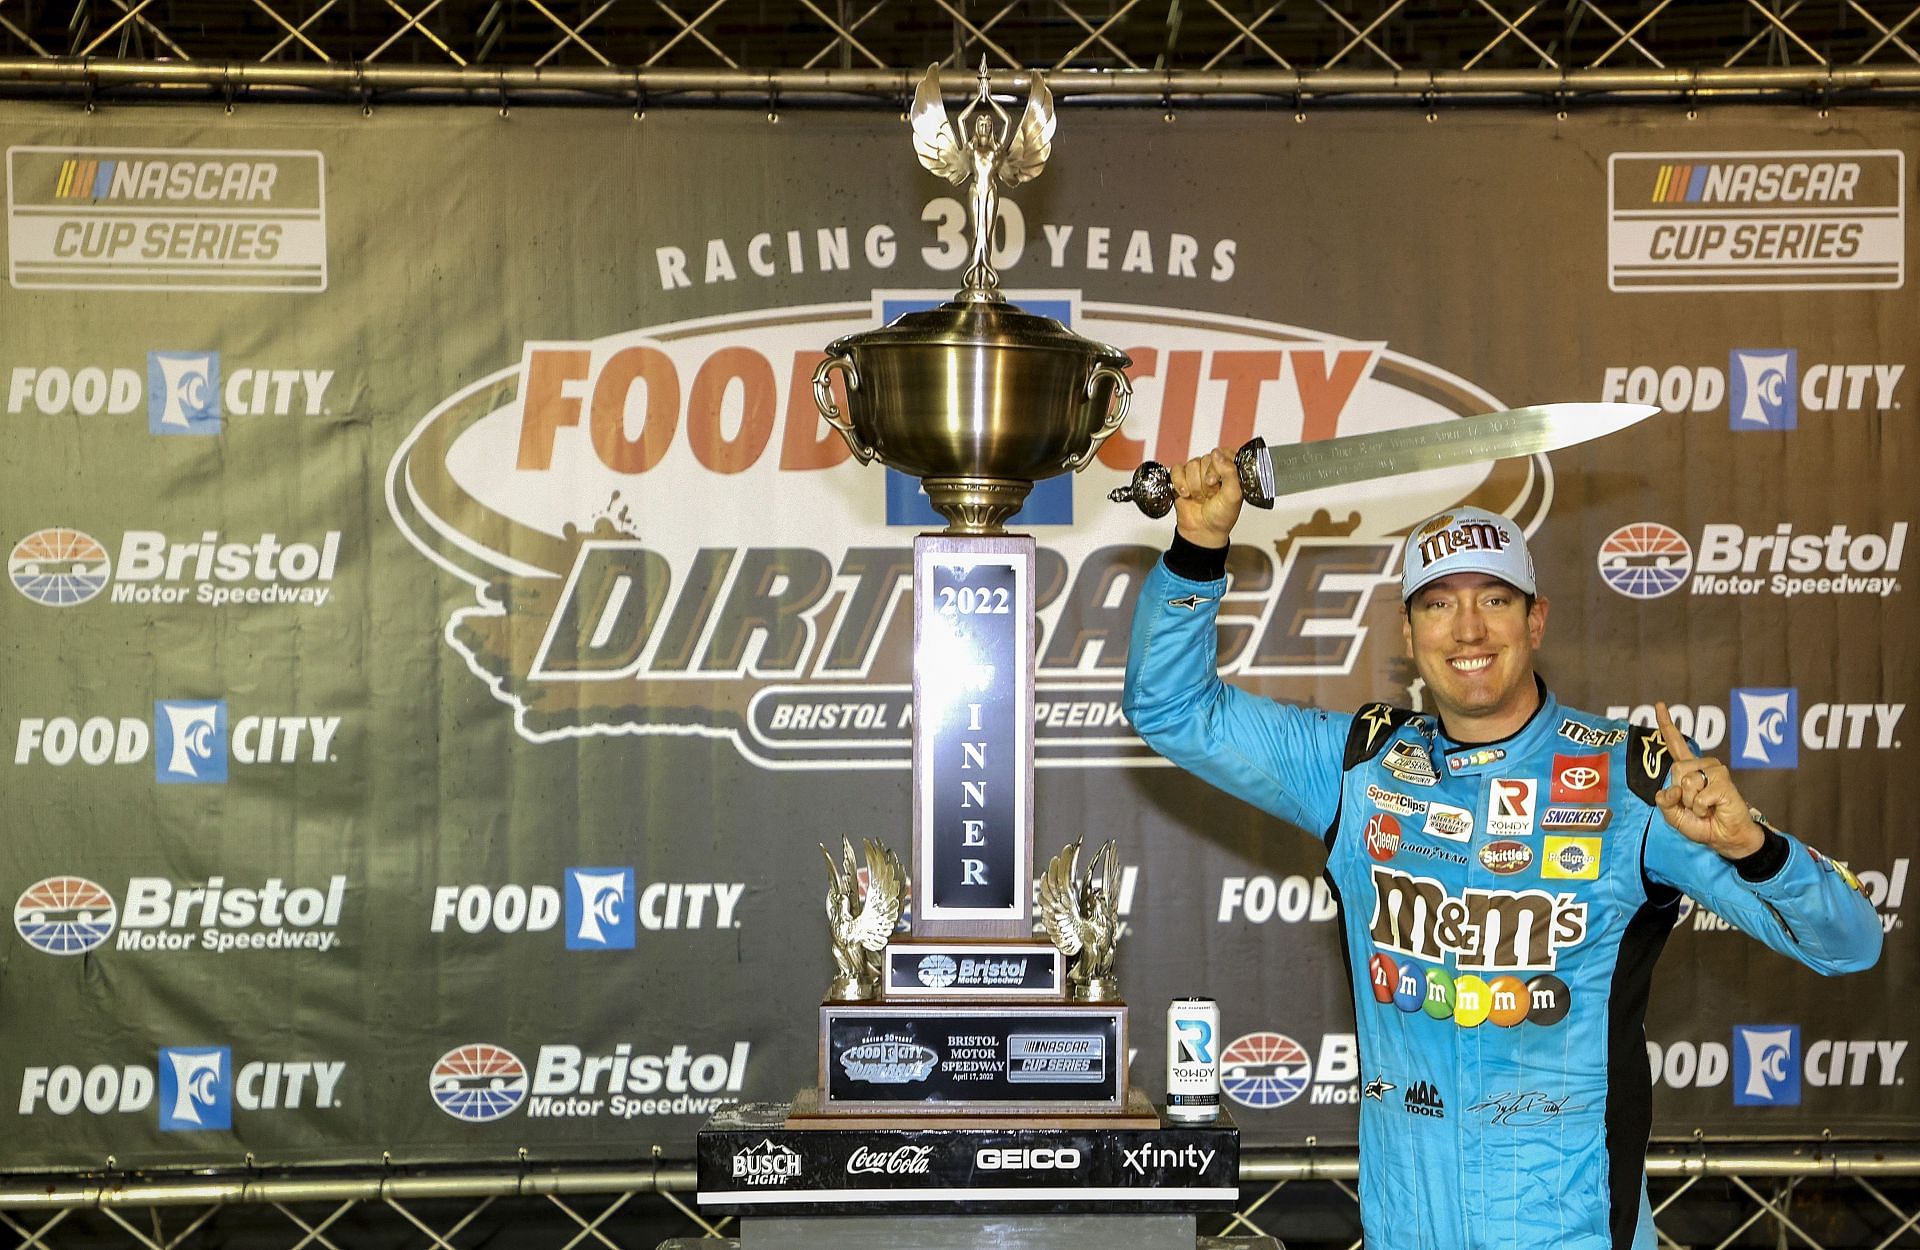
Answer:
[1064,364,1132,472]
[811,355,874,465]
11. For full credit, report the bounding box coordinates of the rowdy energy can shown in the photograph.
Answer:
[1166,997,1221,1120]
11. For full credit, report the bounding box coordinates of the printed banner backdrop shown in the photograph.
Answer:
[0,101,1911,1170]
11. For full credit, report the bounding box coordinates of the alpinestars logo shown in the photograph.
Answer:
[388,296,1542,769]
[1368,867,1588,970]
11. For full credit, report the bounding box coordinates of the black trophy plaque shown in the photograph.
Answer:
[882,941,1065,1000]
[820,1004,1126,1113]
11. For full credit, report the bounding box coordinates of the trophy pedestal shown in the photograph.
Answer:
[697,1098,1239,1218]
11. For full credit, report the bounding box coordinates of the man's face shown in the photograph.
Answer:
[1402,574,1548,731]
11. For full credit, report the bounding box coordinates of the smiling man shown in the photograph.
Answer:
[1122,449,1883,1250]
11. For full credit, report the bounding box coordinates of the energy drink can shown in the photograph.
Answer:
[1166,996,1221,1120]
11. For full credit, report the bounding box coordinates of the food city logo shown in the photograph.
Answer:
[6,146,329,293]
[1606,150,1905,292]
[14,700,343,783]
[385,294,1547,769]
[1596,521,1905,600]
[1647,1031,1907,1106]
[429,1041,750,1122]
[1684,855,1906,935]
[13,873,349,955]
[429,871,745,947]
[8,526,342,608]
[7,354,335,434]
[1217,1031,1359,1109]
[1600,352,1904,432]
[1604,695,1903,769]
[18,1047,345,1129]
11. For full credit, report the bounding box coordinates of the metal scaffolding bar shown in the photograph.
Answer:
[2,56,1918,105]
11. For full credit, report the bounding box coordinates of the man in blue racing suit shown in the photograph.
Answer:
[1122,449,1883,1250]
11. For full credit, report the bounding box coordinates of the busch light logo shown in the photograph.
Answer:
[430,1044,529,1122]
[1729,349,1797,430]
[564,868,635,950]
[159,1046,232,1130]
[154,699,228,783]
[14,875,117,954]
[1732,687,1798,768]
[1734,1025,1801,1106]
[1597,523,1693,599]
[148,351,220,435]
[1220,1032,1312,1108]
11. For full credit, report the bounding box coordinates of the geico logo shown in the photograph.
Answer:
[1601,363,1903,414]
[122,876,345,930]
[975,1147,1081,1171]
[430,882,744,933]
[1646,1041,1730,1088]
[1218,875,1338,923]
[1803,1039,1908,1086]
[531,1043,750,1096]
[15,716,340,765]
[1611,702,1905,753]
[7,366,332,417]
[19,1060,344,1114]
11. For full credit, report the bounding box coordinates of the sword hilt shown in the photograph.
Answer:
[1108,437,1277,518]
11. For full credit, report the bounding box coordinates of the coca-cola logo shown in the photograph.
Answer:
[845,1144,935,1176]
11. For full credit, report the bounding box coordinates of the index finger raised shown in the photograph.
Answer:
[1654,701,1695,762]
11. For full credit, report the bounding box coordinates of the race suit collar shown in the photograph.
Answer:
[1433,674,1556,778]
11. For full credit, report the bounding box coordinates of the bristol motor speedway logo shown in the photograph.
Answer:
[18,1047,346,1129]
[13,872,349,955]
[429,1041,750,1121]
[1596,521,1906,600]
[6,354,335,434]
[8,526,342,608]
[1218,1031,1358,1109]
[14,701,343,782]
[387,294,1554,768]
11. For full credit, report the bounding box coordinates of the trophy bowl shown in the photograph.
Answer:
[813,297,1133,534]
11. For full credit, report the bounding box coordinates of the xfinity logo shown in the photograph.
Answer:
[1122,1143,1216,1177]
[976,1146,1081,1171]
[565,868,634,950]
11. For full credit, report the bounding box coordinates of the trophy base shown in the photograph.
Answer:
[785,1085,1159,1129]
[816,1001,1129,1114]
[920,476,1033,535]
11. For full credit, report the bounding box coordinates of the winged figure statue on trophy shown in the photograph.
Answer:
[1039,837,1123,1002]
[819,837,905,1001]
[910,59,1055,297]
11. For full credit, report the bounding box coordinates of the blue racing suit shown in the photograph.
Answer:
[1123,547,1883,1250]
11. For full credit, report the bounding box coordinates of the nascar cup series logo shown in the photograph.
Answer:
[388,295,1543,768]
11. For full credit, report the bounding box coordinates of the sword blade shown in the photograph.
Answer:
[1254,402,1660,500]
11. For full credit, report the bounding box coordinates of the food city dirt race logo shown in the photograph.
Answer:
[388,294,1554,769]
